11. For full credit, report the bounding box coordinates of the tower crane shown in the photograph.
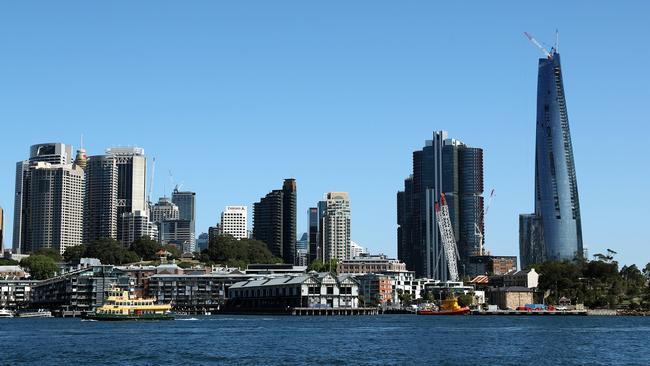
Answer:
[435,193,460,282]
[475,188,495,256]
[524,32,554,59]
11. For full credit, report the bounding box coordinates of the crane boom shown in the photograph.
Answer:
[524,32,552,59]
[435,193,460,282]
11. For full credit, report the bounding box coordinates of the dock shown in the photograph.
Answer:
[471,309,588,316]
[292,307,379,316]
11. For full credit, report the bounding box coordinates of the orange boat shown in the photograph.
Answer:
[417,298,470,315]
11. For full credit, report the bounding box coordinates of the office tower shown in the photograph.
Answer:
[105,147,147,246]
[196,233,209,252]
[84,155,118,243]
[172,188,196,251]
[220,206,248,240]
[322,192,351,262]
[0,206,4,253]
[120,210,157,247]
[159,219,193,253]
[151,197,180,223]
[74,147,87,171]
[208,225,221,245]
[26,162,85,254]
[350,241,368,259]
[519,48,583,265]
[253,178,297,264]
[397,131,484,280]
[13,143,73,253]
[308,207,319,263]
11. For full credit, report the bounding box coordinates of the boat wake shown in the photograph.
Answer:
[81,319,98,322]
[176,318,199,321]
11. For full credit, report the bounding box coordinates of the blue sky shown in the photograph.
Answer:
[1,1,648,267]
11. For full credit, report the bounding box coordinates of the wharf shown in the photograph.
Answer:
[471,310,588,316]
[292,307,379,316]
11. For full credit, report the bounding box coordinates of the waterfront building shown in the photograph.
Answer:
[356,273,393,307]
[172,188,196,251]
[228,272,359,310]
[519,48,583,265]
[105,147,147,246]
[84,155,118,243]
[487,287,534,310]
[466,255,518,277]
[220,206,248,240]
[31,265,132,312]
[397,131,484,280]
[308,207,320,263]
[24,162,85,254]
[13,143,73,253]
[0,279,39,310]
[337,254,407,275]
[244,264,307,276]
[322,192,351,262]
[253,179,297,264]
[488,268,539,289]
[151,197,180,223]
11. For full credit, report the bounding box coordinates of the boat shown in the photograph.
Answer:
[83,287,174,321]
[17,309,53,318]
[417,298,470,315]
[0,309,15,318]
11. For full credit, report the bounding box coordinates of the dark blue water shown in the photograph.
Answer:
[1,315,649,365]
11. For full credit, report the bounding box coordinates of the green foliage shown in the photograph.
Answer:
[536,253,650,310]
[307,259,338,273]
[20,255,58,280]
[200,235,282,267]
[63,245,87,263]
[84,238,140,265]
[0,259,19,265]
[457,294,474,308]
[398,290,412,305]
[130,236,163,261]
[32,248,62,262]
[162,244,182,260]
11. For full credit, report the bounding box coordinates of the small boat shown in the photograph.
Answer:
[417,298,470,315]
[0,309,15,318]
[83,287,174,321]
[17,309,53,318]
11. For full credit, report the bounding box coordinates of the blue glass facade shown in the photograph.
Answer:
[523,52,583,263]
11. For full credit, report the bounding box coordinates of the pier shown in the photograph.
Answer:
[292,307,379,316]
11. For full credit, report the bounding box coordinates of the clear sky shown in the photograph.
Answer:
[1,1,648,267]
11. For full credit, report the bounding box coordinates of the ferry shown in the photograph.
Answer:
[17,309,53,318]
[83,287,174,321]
[417,298,470,315]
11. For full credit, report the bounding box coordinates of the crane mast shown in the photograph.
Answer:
[435,193,460,282]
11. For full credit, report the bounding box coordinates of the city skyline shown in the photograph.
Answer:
[1,2,649,267]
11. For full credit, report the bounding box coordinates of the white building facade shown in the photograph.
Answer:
[322,192,351,261]
[220,206,248,240]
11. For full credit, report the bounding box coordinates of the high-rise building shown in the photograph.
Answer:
[253,178,297,264]
[105,147,147,246]
[159,219,193,253]
[519,48,583,265]
[308,207,320,263]
[13,143,73,253]
[172,188,196,251]
[120,210,157,247]
[220,206,248,240]
[26,162,85,254]
[0,206,4,253]
[397,131,484,280]
[196,233,209,252]
[322,192,351,262]
[350,241,368,259]
[84,155,118,243]
[151,197,179,223]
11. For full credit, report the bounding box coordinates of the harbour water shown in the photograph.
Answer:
[1,315,649,365]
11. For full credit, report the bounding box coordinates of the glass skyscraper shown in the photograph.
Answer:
[520,50,583,267]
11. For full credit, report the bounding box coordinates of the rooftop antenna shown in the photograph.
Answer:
[524,32,552,59]
[555,29,559,52]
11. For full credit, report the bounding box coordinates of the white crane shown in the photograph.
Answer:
[475,188,495,256]
[435,193,460,282]
[524,32,554,59]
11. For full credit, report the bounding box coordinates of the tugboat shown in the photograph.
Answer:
[417,298,470,315]
[83,287,174,321]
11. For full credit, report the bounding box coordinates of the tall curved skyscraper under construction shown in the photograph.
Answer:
[520,37,583,268]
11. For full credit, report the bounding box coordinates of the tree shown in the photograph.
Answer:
[162,244,182,260]
[32,248,62,262]
[63,245,87,263]
[21,255,58,280]
[201,235,281,267]
[457,293,475,308]
[0,259,19,265]
[85,238,139,265]
[130,236,162,261]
